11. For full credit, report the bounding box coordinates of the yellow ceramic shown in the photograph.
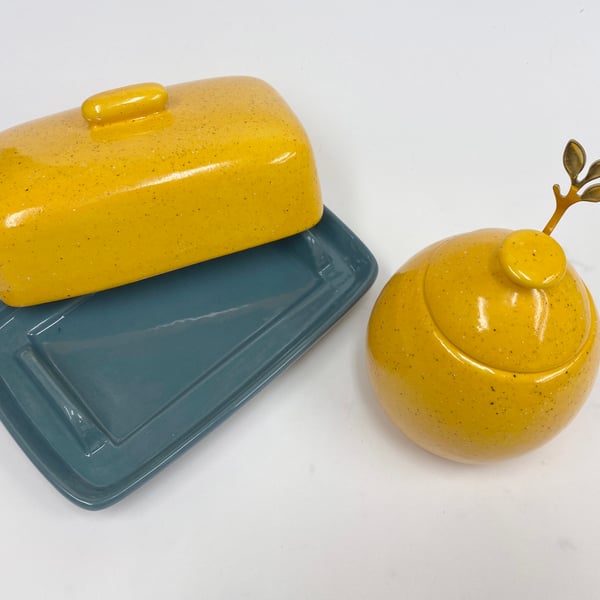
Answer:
[0,77,323,306]
[367,140,600,462]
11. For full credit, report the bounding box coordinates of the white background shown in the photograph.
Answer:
[2,1,600,598]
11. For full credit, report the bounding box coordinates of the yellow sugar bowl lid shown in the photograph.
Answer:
[423,228,593,373]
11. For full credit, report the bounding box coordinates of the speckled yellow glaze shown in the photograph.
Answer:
[367,229,600,462]
[0,76,323,306]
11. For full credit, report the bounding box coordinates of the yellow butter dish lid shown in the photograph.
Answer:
[0,76,323,306]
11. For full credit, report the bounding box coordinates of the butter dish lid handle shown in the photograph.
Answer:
[81,82,168,126]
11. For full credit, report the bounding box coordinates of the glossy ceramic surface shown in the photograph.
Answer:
[0,76,322,306]
[367,228,600,463]
[0,208,377,508]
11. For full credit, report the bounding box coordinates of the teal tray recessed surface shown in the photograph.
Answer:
[0,208,377,509]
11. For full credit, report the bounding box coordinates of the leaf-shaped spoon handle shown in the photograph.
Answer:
[543,139,600,235]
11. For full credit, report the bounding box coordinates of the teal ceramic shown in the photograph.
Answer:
[0,208,377,509]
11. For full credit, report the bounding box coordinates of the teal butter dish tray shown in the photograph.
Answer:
[0,208,377,509]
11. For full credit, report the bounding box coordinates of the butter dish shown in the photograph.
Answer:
[0,208,377,508]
